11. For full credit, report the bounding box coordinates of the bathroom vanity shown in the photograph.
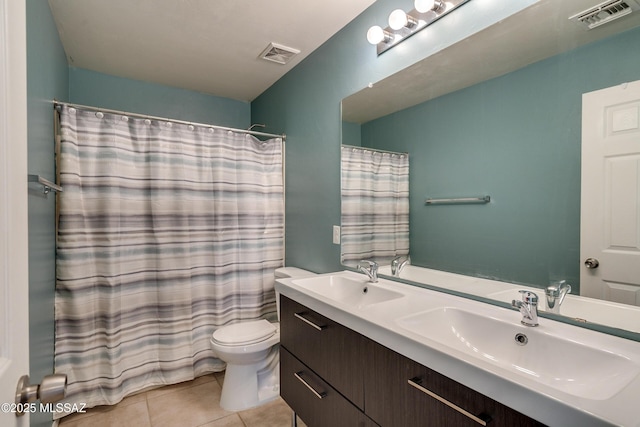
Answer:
[276,271,640,427]
[280,295,541,427]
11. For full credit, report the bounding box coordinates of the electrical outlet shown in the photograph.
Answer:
[332,225,341,244]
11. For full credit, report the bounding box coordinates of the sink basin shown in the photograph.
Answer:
[291,275,404,309]
[397,307,640,400]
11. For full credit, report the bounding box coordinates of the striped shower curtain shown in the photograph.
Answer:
[341,145,409,265]
[54,105,284,410]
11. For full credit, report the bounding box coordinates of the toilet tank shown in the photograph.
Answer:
[274,267,316,279]
[274,267,316,320]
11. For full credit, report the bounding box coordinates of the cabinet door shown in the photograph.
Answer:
[280,295,365,409]
[365,340,544,427]
[281,347,377,427]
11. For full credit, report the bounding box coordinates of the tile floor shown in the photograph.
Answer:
[57,372,306,427]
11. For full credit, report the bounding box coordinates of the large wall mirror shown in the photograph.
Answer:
[341,0,640,339]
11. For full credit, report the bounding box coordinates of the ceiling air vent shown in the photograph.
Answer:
[259,42,300,65]
[569,0,640,29]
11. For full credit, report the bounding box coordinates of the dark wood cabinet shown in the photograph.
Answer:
[280,295,543,427]
[280,295,366,409]
[280,347,376,427]
[364,339,544,427]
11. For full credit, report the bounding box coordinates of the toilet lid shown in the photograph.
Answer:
[212,319,277,346]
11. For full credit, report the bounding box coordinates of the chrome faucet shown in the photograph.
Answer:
[511,290,539,327]
[357,260,378,283]
[391,255,410,277]
[545,280,571,314]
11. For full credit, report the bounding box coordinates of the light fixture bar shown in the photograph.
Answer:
[371,0,472,55]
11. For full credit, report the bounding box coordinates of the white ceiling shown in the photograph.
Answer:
[48,0,377,102]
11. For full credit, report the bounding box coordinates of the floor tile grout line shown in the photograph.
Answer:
[236,410,249,427]
[144,388,153,427]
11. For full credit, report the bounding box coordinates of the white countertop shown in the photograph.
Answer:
[276,271,640,427]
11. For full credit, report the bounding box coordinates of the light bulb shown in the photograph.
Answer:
[414,0,435,13]
[415,0,444,13]
[367,26,385,45]
[388,9,409,30]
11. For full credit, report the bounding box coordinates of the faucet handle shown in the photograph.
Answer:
[518,290,538,304]
[391,255,410,275]
[558,280,571,293]
[545,283,559,297]
[545,281,571,313]
[513,290,540,327]
[391,255,409,264]
[359,260,378,269]
[391,256,401,274]
[546,280,570,296]
[357,260,378,283]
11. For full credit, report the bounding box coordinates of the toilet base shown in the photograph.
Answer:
[219,352,280,411]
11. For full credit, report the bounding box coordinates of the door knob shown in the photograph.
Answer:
[14,374,67,417]
[584,258,600,269]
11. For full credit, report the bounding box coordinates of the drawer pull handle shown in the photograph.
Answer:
[408,378,492,426]
[294,371,327,400]
[294,312,327,331]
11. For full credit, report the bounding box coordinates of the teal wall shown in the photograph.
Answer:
[26,1,69,426]
[342,121,362,148]
[361,26,640,290]
[69,68,250,129]
[252,0,535,273]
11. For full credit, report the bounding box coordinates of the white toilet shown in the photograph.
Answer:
[210,267,315,411]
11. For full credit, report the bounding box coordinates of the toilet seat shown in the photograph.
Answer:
[212,319,277,346]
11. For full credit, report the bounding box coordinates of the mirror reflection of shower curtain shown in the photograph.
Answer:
[54,105,284,411]
[341,145,409,265]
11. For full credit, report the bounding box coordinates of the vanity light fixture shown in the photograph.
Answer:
[388,9,418,30]
[414,0,445,13]
[366,25,394,45]
[367,0,472,55]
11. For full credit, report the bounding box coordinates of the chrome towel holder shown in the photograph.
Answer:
[28,174,63,195]
[425,195,490,205]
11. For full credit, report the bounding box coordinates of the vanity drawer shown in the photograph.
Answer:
[365,339,545,427]
[280,347,377,427]
[280,295,365,409]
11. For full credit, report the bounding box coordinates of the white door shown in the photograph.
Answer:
[0,0,30,426]
[581,80,640,305]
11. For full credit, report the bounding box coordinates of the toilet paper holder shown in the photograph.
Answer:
[14,373,67,416]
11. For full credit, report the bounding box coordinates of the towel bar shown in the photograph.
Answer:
[425,195,490,205]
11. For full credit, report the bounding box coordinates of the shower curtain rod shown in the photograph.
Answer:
[342,144,408,156]
[52,100,286,141]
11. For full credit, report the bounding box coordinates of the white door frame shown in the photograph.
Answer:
[0,0,31,425]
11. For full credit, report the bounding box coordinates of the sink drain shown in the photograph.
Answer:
[514,333,528,346]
